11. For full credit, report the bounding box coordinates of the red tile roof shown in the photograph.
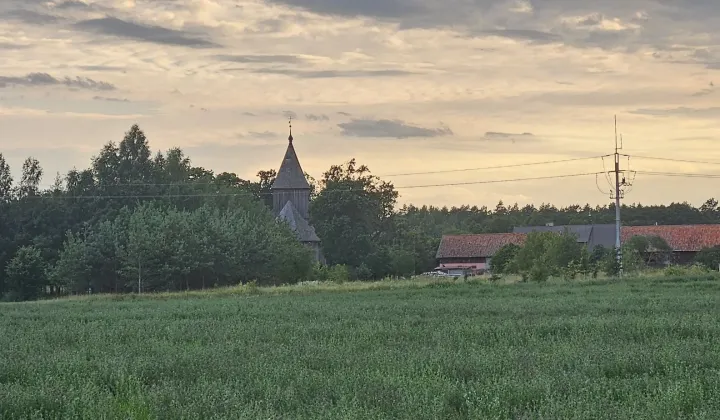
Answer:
[436,233,526,259]
[436,224,720,260]
[622,225,720,252]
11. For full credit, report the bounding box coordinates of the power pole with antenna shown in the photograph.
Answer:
[595,116,636,278]
[614,116,623,277]
[611,115,636,278]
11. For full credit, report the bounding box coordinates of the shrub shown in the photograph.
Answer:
[491,244,520,274]
[664,263,710,277]
[695,246,720,271]
[529,262,550,282]
[312,264,351,284]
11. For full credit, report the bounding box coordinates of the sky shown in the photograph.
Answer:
[1,0,719,209]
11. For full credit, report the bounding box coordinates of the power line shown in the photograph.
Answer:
[624,154,720,166]
[26,172,603,200]
[34,155,610,189]
[635,170,720,179]
[398,172,601,189]
[377,155,610,177]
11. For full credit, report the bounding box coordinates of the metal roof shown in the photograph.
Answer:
[278,200,321,243]
[272,141,311,190]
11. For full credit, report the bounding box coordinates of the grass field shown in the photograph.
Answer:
[2,276,720,419]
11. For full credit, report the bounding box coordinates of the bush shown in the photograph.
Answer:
[529,262,550,282]
[664,263,710,277]
[312,264,351,283]
[512,230,582,281]
[695,246,720,271]
[354,263,373,281]
[491,243,520,274]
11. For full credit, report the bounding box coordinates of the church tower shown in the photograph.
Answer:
[272,121,323,263]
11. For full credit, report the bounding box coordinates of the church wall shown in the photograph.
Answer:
[302,241,324,265]
[273,189,311,219]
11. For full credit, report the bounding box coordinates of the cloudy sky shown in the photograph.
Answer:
[1,0,719,208]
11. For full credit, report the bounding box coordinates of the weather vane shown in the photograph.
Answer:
[288,116,294,143]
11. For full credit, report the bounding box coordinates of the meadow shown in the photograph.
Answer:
[2,276,720,419]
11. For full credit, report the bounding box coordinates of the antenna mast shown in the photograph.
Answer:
[614,116,623,277]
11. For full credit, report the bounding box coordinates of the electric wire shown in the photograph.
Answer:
[26,172,604,200]
[624,154,720,166]
[376,155,611,177]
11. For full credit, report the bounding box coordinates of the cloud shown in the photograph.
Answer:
[337,111,352,116]
[483,132,538,142]
[264,0,718,54]
[0,73,116,90]
[238,131,279,139]
[93,96,129,102]
[338,119,453,139]
[283,110,297,119]
[53,0,94,10]
[214,54,306,64]
[0,42,31,50]
[479,29,562,44]
[691,87,715,97]
[249,68,415,78]
[306,113,329,121]
[78,65,126,72]
[264,0,424,19]
[73,17,219,48]
[243,112,257,117]
[2,9,60,25]
[630,107,720,118]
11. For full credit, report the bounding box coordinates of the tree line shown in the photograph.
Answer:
[2,124,720,301]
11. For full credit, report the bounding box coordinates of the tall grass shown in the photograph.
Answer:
[1,276,720,419]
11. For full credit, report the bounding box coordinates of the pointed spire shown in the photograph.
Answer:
[288,117,293,144]
[272,119,310,191]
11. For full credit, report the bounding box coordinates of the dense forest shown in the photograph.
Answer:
[2,124,719,301]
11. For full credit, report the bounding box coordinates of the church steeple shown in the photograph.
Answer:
[272,121,311,218]
[288,118,293,144]
[272,121,310,191]
[271,120,324,263]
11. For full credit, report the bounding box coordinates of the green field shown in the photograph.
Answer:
[2,277,720,419]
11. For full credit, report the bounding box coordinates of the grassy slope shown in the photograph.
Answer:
[2,277,720,419]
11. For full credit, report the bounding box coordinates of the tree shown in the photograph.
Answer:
[0,153,12,202]
[251,169,276,208]
[695,246,720,271]
[18,157,43,198]
[510,230,582,282]
[491,243,520,274]
[623,235,672,269]
[50,232,91,294]
[118,124,153,183]
[4,246,47,301]
[388,247,416,277]
[310,159,398,278]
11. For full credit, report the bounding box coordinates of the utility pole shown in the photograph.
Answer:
[595,116,635,278]
[614,116,623,277]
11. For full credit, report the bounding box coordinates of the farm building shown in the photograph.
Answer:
[622,224,720,264]
[272,127,324,264]
[436,224,720,271]
[435,233,526,274]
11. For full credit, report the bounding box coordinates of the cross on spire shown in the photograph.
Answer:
[288,117,294,144]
